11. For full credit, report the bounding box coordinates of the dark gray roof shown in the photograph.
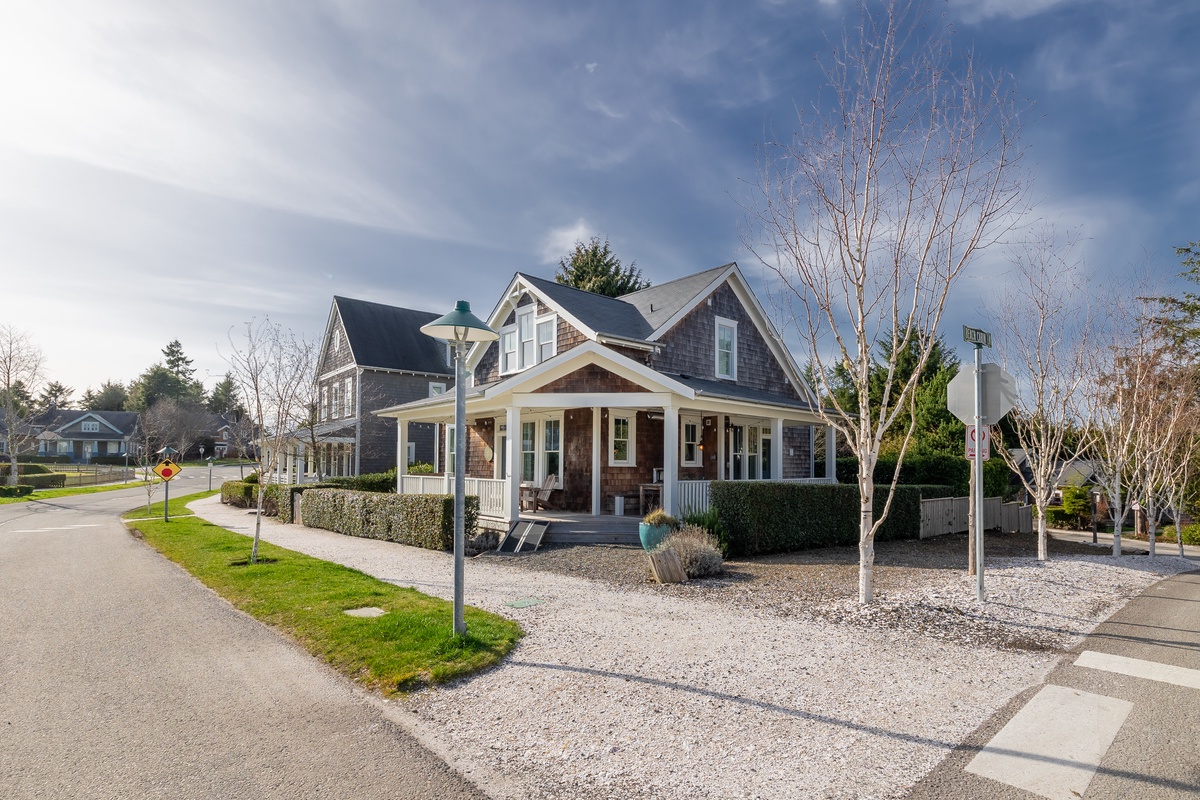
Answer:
[667,374,815,412]
[516,265,733,343]
[516,274,654,341]
[34,409,140,436]
[619,264,732,332]
[334,296,452,375]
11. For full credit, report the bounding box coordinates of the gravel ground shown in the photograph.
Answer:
[188,497,1196,800]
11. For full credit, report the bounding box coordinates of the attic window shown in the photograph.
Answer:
[715,317,737,380]
[499,310,557,375]
[333,329,342,354]
[81,421,100,433]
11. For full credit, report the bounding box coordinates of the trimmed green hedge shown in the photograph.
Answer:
[13,455,71,464]
[300,488,478,551]
[324,469,398,494]
[710,481,955,557]
[222,480,342,523]
[90,455,131,465]
[221,480,257,508]
[16,473,67,489]
[836,454,1011,498]
[0,485,34,497]
[0,463,54,476]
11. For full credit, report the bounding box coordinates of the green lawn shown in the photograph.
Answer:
[123,492,522,694]
[0,480,159,505]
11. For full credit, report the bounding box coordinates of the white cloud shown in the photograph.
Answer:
[585,62,599,73]
[540,219,595,264]
[950,0,1081,24]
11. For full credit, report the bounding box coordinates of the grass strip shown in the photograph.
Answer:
[124,492,523,694]
[0,480,161,505]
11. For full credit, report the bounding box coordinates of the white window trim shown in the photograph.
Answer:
[510,415,565,487]
[681,415,701,467]
[715,316,738,380]
[343,377,353,419]
[498,309,558,376]
[608,413,636,467]
[429,382,447,397]
[320,386,329,421]
[81,421,100,433]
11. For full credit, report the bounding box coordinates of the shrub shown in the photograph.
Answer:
[243,472,260,484]
[1160,524,1200,546]
[0,463,53,477]
[13,455,70,464]
[0,485,34,497]
[221,480,257,508]
[642,508,679,528]
[1044,504,1085,529]
[300,488,479,551]
[17,473,66,489]
[465,529,499,556]
[836,454,1012,498]
[325,469,397,494]
[682,506,728,554]
[90,455,131,465]
[407,462,434,474]
[709,481,954,557]
[656,526,724,578]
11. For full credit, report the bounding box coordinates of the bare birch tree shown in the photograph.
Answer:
[1087,294,1156,557]
[0,325,45,485]
[748,0,1026,602]
[990,227,1091,560]
[223,318,314,564]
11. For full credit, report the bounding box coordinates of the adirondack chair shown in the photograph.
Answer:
[520,475,557,512]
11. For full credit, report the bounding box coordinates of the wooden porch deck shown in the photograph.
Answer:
[507,511,641,546]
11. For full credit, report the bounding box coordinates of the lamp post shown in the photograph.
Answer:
[420,300,498,636]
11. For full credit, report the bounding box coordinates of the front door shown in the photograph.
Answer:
[727,424,772,480]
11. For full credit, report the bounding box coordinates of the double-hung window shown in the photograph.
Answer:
[544,419,561,482]
[681,417,700,466]
[609,414,635,466]
[521,422,536,483]
[331,383,341,420]
[343,377,353,418]
[320,386,329,421]
[716,317,737,380]
[499,306,558,375]
[81,421,99,433]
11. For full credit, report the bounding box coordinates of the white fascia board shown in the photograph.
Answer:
[318,363,358,382]
[514,391,677,409]
[467,274,600,373]
[645,264,737,342]
[683,395,826,424]
[487,340,695,398]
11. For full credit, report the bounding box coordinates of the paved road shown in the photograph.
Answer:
[0,471,488,799]
[906,568,1200,799]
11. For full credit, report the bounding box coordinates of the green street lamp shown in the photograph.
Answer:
[420,300,498,636]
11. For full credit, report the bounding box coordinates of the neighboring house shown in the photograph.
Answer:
[26,408,139,462]
[288,296,453,479]
[378,263,837,529]
[1008,449,1101,504]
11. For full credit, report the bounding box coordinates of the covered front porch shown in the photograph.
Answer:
[379,342,836,530]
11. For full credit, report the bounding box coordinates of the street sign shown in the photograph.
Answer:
[966,425,990,461]
[963,326,992,348]
[947,363,1017,425]
[153,459,182,481]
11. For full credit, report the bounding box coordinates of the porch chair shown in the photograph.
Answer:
[520,475,557,512]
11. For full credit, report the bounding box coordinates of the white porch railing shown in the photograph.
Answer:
[400,474,507,519]
[676,476,838,515]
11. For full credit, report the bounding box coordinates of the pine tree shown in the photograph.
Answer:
[163,340,195,381]
[555,237,649,297]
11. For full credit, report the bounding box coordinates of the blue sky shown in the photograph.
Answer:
[2,0,1198,395]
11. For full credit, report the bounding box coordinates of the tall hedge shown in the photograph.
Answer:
[300,488,478,551]
[709,481,954,557]
[0,463,54,476]
[323,469,398,494]
[836,454,1011,498]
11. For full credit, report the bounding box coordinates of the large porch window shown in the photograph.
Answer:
[728,423,771,480]
[681,416,700,466]
[609,413,635,466]
[515,415,563,487]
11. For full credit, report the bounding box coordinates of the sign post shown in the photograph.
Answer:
[152,458,182,522]
[947,327,1016,602]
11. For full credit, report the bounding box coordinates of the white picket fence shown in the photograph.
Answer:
[919,496,1033,539]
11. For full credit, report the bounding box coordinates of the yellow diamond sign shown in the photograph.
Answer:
[153,459,182,481]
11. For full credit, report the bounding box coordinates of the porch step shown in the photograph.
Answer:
[543,531,640,546]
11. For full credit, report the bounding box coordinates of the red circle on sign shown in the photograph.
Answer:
[161,468,173,477]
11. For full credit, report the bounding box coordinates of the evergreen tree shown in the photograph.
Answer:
[163,339,195,381]
[36,381,73,411]
[82,380,129,411]
[125,364,204,411]
[207,373,246,417]
[555,237,649,297]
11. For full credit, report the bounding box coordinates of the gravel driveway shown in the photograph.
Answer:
[189,497,1195,800]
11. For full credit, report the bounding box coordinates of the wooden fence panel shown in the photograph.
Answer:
[919,497,1032,538]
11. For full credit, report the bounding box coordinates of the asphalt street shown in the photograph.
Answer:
[0,469,488,800]
[905,567,1200,800]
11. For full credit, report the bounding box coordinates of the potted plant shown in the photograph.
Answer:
[639,508,678,552]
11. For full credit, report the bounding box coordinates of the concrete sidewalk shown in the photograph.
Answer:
[1047,526,1200,563]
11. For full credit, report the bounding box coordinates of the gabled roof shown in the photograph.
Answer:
[34,409,139,436]
[329,296,452,376]
[619,264,733,333]
[515,274,653,341]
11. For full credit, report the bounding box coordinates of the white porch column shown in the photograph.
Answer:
[506,405,520,524]
[825,425,837,482]
[297,443,307,484]
[716,414,726,481]
[771,417,784,480]
[591,406,601,516]
[663,405,678,516]
[284,447,294,484]
[396,421,409,492]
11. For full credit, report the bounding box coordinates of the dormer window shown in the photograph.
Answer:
[499,308,557,375]
[715,317,737,380]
